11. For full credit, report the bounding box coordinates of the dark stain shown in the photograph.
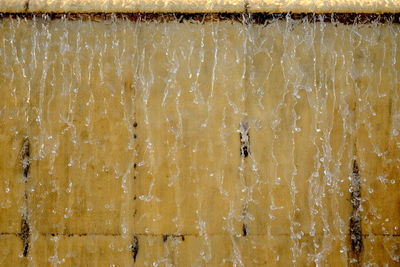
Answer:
[19,137,31,257]
[134,134,137,139]
[21,137,30,181]
[242,223,248,236]
[133,195,137,200]
[24,1,29,12]
[242,205,249,237]
[134,163,137,169]
[130,235,139,262]
[241,144,249,158]
[133,122,138,128]
[47,233,120,237]
[349,160,363,262]
[162,234,169,242]
[20,215,30,257]
[239,121,250,158]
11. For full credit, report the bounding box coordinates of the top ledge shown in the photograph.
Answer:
[0,0,400,13]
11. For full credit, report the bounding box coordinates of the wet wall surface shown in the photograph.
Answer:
[0,16,399,266]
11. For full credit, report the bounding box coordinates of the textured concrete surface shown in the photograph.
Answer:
[0,18,399,266]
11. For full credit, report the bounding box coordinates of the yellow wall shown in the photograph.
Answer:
[0,18,399,266]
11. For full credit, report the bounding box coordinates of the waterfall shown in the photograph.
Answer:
[0,14,399,266]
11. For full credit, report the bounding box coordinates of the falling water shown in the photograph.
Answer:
[0,14,399,266]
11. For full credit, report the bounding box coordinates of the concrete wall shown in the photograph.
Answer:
[0,18,399,266]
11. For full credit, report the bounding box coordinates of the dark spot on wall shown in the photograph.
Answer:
[19,137,31,257]
[130,235,139,262]
[239,121,250,158]
[349,160,363,263]
[242,223,248,236]
[21,137,30,181]
[20,215,30,257]
[241,145,249,158]
[162,235,169,242]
